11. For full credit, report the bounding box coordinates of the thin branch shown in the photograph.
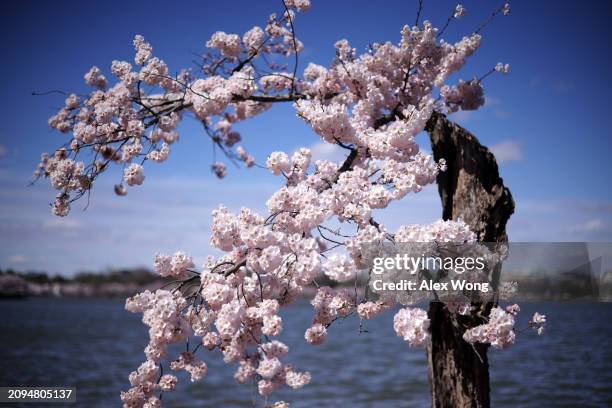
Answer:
[474,3,507,35]
[414,0,424,27]
[281,0,299,96]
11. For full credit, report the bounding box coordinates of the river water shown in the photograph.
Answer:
[1,298,610,407]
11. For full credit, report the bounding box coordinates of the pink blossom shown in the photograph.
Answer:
[234,359,256,383]
[158,374,177,391]
[393,307,430,347]
[267,151,291,175]
[84,66,107,89]
[323,253,356,282]
[206,31,241,58]
[212,162,227,179]
[454,4,466,18]
[357,301,385,320]
[170,352,208,382]
[123,163,145,186]
[36,3,528,405]
[304,323,327,345]
[463,306,516,349]
[133,35,153,65]
[285,370,311,389]
[262,315,283,336]
[256,357,283,379]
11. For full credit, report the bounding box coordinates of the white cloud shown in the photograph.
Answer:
[0,173,280,274]
[43,218,84,230]
[374,184,442,230]
[485,96,501,107]
[0,144,6,158]
[490,140,522,163]
[570,219,609,234]
[506,198,612,241]
[309,141,347,163]
[493,110,512,119]
[575,201,612,214]
[8,255,26,264]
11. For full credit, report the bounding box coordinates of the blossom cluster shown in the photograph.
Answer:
[529,311,547,335]
[463,306,516,349]
[35,2,543,407]
[38,1,312,215]
[393,307,431,347]
[119,2,538,405]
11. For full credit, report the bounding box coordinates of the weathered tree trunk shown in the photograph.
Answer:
[424,112,515,408]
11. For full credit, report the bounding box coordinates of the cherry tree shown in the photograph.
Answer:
[34,1,546,407]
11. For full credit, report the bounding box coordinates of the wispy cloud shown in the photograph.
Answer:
[529,76,542,88]
[486,96,512,119]
[43,218,84,230]
[490,140,523,163]
[309,141,346,163]
[569,219,610,235]
[493,110,512,119]
[0,144,6,158]
[575,201,612,214]
[0,172,278,274]
[527,75,573,94]
[507,197,612,242]
[485,96,501,107]
[8,255,27,264]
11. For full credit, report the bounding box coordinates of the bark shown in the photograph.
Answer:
[424,111,515,408]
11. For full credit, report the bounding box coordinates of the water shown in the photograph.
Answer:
[0,298,610,407]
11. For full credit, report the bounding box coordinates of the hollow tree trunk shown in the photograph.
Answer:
[424,112,515,408]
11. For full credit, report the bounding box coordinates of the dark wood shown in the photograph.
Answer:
[424,111,515,408]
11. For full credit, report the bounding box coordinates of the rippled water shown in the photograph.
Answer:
[1,298,610,407]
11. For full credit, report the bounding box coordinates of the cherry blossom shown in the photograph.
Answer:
[34,2,546,406]
[463,306,516,349]
[495,62,511,74]
[36,1,313,216]
[454,4,466,19]
[529,312,547,335]
[393,307,431,347]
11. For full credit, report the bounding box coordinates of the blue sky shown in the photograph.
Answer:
[0,0,611,275]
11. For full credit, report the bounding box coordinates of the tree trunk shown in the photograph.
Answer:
[425,112,515,408]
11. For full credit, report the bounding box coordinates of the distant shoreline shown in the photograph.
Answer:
[1,270,609,301]
[0,269,166,298]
